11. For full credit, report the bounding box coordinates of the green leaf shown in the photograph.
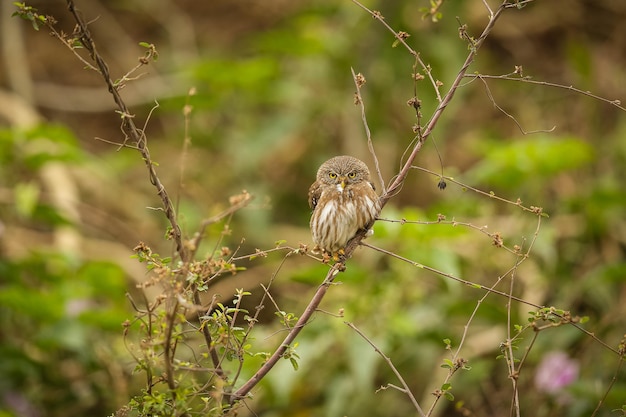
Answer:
[441,358,454,369]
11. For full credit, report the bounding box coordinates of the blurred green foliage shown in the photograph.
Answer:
[1,1,625,416]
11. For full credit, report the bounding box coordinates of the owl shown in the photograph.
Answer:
[308,155,380,256]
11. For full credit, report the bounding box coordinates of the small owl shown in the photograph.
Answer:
[308,155,380,255]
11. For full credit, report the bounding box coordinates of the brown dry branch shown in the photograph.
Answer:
[350,0,443,103]
[65,0,186,259]
[464,71,626,113]
[228,262,345,404]
[473,75,557,135]
[61,0,253,399]
[381,1,508,206]
[231,0,519,410]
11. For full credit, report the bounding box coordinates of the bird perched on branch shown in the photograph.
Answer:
[308,155,380,258]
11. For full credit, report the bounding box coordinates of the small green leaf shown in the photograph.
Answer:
[441,358,454,369]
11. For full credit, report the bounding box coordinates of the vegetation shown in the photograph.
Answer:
[1,1,625,416]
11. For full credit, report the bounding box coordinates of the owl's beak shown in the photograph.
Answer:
[339,177,346,189]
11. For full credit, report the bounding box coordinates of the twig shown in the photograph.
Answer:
[475,75,556,134]
[590,352,625,417]
[409,166,544,214]
[350,0,442,103]
[361,241,538,308]
[192,291,224,378]
[229,262,344,403]
[463,73,626,113]
[346,322,425,417]
[381,1,509,206]
[350,68,386,194]
[162,298,180,391]
[187,191,254,260]
[65,0,186,260]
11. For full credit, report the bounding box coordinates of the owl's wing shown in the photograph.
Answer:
[308,181,322,210]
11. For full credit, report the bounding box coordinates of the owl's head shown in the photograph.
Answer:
[316,155,371,189]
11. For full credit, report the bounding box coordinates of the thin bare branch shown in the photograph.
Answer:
[346,322,425,417]
[229,262,345,403]
[65,0,186,259]
[381,1,509,206]
[350,0,442,103]
[350,68,386,194]
[464,72,626,112]
[476,76,556,134]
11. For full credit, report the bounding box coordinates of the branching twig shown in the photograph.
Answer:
[381,1,508,206]
[475,75,556,134]
[361,241,535,307]
[463,72,626,113]
[229,262,344,403]
[346,322,426,417]
[350,0,442,102]
[188,191,254,260]
[65,0,186,260]
[409,166,545,215]
[590,350,625,417]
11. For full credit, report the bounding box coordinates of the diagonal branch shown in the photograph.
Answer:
[65,0,186,260]
[229,262,345,403]
[347,322,426,417]
[381,1,508,207]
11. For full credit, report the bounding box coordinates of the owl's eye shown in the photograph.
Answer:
[348,172,356,179]
[329,172,337,179]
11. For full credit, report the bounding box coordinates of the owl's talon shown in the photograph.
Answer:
[330,248,346,262]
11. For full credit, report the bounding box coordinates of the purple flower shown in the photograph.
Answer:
[534,351,579,394]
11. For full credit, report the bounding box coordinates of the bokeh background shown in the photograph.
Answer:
[1,0,625,416]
